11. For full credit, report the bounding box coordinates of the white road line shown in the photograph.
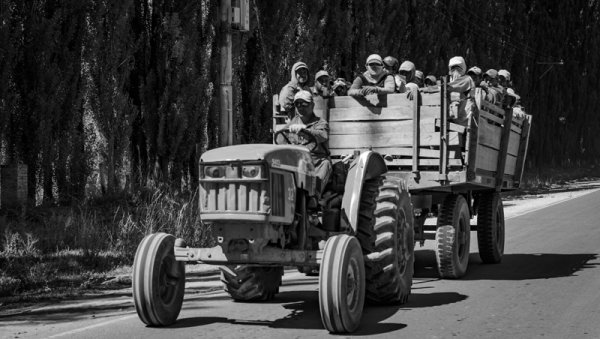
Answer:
[46,313,137,338]
[505,188,600,220]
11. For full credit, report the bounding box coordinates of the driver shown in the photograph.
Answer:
[284,90,332,194]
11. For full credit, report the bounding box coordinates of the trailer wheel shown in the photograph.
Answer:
[220,265,283,301]
[477,192,505,264]
[319,234,365,333]
[435,194,471,278]
[133,232,185,326]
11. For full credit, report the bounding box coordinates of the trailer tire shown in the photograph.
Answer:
[132,232,185,326]
[356,177,414,304]
[435,194,470,278]
[477,192,505,264]
[220,265,283,301]
[319,234,365,333]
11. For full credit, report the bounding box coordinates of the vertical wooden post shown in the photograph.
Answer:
[219,0,233,146]
[439,76,448,182]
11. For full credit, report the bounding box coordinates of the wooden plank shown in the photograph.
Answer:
[507,130,520,157]
[386,158,462,167]
[329,93,413,108]
[329,105,440,122]
[495,107,514,189]
[412,88,420,174]
[329,147,457,159]
[513,115,532,185]
[421,92,441,106]
[329,119,436,135]
[478,119,502,150]
[480,110,504,125]
[474,145,499,173]
[329,132,461,149]
[435,119,466,134]
[480,101,505,116]
[503,154,517,176]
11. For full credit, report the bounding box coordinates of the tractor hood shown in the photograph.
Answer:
[201,144,314,170]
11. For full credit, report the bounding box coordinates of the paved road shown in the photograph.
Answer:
[3,190,600,338]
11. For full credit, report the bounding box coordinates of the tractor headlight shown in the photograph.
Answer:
[204,166,225,178]
[241,165,262,178]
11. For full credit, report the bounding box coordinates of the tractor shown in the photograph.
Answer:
[131,131,415,333]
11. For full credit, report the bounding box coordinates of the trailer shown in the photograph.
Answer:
[294,79,533,277]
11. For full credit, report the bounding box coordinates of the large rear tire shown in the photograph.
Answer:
[435,194,471,278]
[362,178,414,304]
[220,265,283,301]
[133,232,185,326]
[477,192,505,264]
[319,234,365,333]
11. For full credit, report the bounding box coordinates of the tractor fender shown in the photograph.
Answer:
[340,151,387,232]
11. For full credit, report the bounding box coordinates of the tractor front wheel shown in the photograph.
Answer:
[319,234,365,333]
[132,232,185,326]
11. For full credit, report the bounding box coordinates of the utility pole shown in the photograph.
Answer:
[219,0,233,146]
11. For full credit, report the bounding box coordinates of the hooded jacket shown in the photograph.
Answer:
[279,62,311,113]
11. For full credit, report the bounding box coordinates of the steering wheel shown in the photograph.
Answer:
[274,128,319,153]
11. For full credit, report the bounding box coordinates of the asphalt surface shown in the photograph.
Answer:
[2,189,600,339]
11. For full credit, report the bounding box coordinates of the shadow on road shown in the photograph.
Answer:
[172,288,467,335]
[414,249,598,280]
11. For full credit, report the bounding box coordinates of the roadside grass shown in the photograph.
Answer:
[0,187,214,301]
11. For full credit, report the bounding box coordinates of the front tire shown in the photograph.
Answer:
[319,234,365,333]
[435,194,471,278]
[477,192,505,263]
[133,233,185,326]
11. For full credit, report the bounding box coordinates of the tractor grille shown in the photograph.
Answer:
[271,173,285,217]
[200,181,269,213]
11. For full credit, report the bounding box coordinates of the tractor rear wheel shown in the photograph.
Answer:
[319,234,365,333]
[220,265,283,301]
[132,232,185,326]
[435,194,471,278]
[477,192,505,264]
[356,177,415,304]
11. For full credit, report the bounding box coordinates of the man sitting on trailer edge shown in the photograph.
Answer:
[281,90,332,194]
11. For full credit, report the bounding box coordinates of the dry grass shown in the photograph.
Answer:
[0,187,214,297]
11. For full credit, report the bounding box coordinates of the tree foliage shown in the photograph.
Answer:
[0,0,598,204]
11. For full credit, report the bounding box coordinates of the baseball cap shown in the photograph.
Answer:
[293,90,313,103]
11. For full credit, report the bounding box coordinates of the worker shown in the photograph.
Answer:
[348,54,395,97]
[279,61,311,117]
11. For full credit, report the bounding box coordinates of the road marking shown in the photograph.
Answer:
[505,188,600,220]
[47,313,137,338]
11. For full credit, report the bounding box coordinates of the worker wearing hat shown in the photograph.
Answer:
[279,61,311,116]
[482,69,504,104]
[281,90,332,193]
[348,54,395,97]
[311,70,334,98]
[447,56,476,126]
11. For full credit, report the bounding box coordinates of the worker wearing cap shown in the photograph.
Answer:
[399,60,419,94]
[447,56,476,126]
[466,66,484,90]
[415,70,425,88]
[332,78,350,96]
[425,75,437,87]
[311,70,334,98]
[282,90,332,192]
[348,54,395,97]
[383,56,406,93]
[498,69,512,89]
[482,69,503,104]
[279,61,311,117]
